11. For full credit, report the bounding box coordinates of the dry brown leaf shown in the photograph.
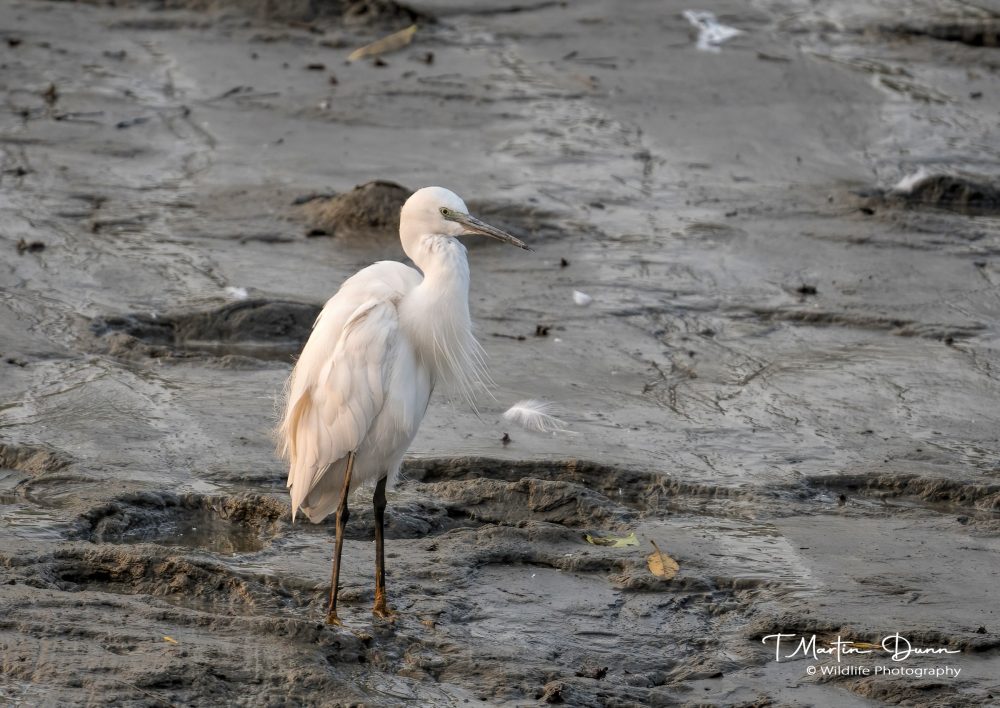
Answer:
[646,540,679,580]
[348,25,417,62]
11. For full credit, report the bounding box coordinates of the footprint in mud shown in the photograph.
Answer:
[77,492,287,554]
[91,299,321,364]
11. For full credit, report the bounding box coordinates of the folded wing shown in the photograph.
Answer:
[281,295,402,521]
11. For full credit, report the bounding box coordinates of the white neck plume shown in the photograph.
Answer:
[401,235,492,408]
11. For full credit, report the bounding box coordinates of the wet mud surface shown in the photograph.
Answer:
[3,0,1000,705]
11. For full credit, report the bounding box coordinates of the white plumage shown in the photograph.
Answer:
[276,186,528,623]
[279,260,429,522]
[277,185,528,520]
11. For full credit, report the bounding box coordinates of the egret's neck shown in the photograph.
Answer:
[405,236,471,343]
[411,235,470,295]
[401,235,487,402]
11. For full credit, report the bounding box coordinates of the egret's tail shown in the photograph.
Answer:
[297,456,349,523]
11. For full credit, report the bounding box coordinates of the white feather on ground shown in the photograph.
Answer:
[891,167,930,194]
[503,399,569,433]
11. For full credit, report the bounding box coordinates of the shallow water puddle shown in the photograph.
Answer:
[0,498,66,542]
[0,469,69,542]
[113,507,269,554]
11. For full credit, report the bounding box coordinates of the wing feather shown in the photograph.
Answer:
[280,294,405,522]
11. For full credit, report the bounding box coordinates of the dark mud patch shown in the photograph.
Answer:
[68,0,427,28]
[300,179,410,239]
[881,19,1000,48]
[77,492,287,553]
[0,443,70,475]
[863,173,1000,215]
[334,0,427,28]
[91,299,320,363]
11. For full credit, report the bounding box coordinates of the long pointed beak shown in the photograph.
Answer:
[453,213,531,251]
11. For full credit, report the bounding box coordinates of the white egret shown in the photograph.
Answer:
[277,186,529,624]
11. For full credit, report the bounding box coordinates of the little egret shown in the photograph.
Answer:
[277,186,528,624]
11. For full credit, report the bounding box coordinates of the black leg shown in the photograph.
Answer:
[326,452,355,625]
[372,475,395,620]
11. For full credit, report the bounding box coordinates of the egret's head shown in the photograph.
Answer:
[400,186,529,260]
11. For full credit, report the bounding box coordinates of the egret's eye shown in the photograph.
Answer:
[439,207,450,216]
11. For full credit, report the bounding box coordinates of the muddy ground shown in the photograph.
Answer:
[2,0,1000,705]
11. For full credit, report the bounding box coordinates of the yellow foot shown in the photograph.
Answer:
[326,612,344,626]
[372,604,398,622]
